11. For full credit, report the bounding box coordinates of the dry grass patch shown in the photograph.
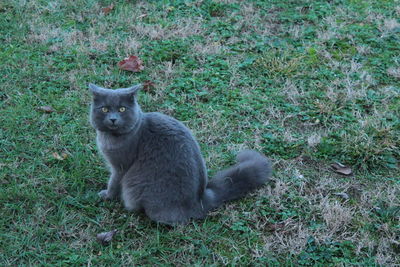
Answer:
[380,18,400,35]
[191,108,229,147]
[122,36,142,55]
[387,67,400,79]
[252,167,399,262]
[287,24,308,40]
[233,2,281,36]
[316,15,344,42]
[319,198,354,234]
[192,40,225,56]
[27,20,110,54]
[132,17,204,40]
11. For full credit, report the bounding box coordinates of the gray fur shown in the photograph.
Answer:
[89,83,272,225]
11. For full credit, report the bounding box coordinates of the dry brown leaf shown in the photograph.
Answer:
[52,152,68,161]
[331,162,352,175]
[143,80,155,92]
[97,229,118,245]
[117,56,144,72]
[101,4,114,15]
[39,106,55,113]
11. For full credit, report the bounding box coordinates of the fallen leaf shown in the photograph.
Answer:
[333,192,350,200]
[143,80,155,92]
[101,4,114,15]
[117,55,144,72]
[97,229,118,245]
[138,14,148,19]
[39,106,55,113]
[331,162,352,176]
[52,152,68,161]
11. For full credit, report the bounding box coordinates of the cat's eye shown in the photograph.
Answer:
[101,107,109,113]
[119,107,126,112]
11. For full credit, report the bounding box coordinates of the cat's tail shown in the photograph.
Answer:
[202,150,272,212]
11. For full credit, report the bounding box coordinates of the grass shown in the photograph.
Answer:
[1,0,399,265]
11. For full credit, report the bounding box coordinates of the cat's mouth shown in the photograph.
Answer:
[108,125,119,130]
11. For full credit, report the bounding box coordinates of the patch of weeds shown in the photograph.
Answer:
[316,122,399,169]
[326,38,358,60]
[297,237,374,265]
[269,0,335,24]
[300,101,359,126]
[230,220,252,233]
[262,132,305,159]
[252,49,304,79]
[202,0,236,18]
[256,196,300,223]
[206,20,236,40]
[372,201,400,225]
[304,47,321,66]
[143,39,189,63]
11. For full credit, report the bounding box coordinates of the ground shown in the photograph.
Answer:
[0,0,399,265]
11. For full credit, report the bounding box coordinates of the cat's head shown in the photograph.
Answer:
[89,83,142,134]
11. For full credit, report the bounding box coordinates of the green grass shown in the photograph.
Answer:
[1,0,399,265]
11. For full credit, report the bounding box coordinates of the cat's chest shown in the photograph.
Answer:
[97,133,136,170]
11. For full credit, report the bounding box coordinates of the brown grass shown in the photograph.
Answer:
[132,17,204,40]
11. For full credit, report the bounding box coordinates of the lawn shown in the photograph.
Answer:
[1,0,399,265]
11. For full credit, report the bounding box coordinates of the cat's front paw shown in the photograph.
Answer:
[98,189,110,200]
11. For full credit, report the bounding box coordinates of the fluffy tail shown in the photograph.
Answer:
[202,150,272,211]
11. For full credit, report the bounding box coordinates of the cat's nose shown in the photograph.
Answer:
[110,118,116,124]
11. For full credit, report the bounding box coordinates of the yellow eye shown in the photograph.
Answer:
[119,107,126,112]
[101,107,109,113]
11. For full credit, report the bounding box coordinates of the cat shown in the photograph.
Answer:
[89,83,272,225]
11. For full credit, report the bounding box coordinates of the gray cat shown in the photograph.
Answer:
[89,83,272,225]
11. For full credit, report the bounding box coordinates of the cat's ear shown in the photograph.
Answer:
[88,83,105,102]
[124,84,142,95]
[121,84,142,101]
[88,83,102,94]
